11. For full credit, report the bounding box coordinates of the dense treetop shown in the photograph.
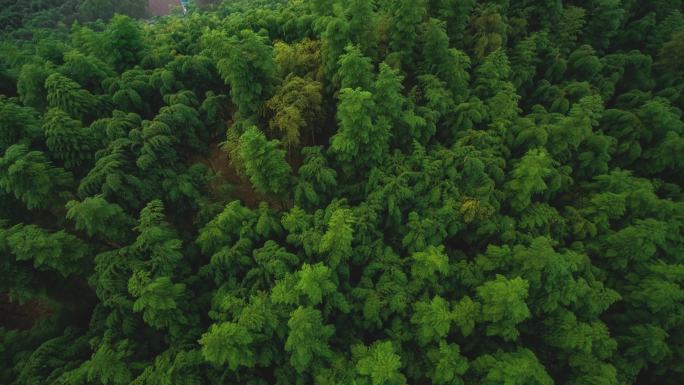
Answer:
[1,0,684,384]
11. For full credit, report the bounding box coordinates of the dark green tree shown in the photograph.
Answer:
[204,29,277,117]
[238,126,292,196]
[0,144,72,209]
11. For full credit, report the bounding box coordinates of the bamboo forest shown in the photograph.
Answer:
[1,0,684,384]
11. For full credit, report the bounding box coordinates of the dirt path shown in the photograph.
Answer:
[195,142,295,210]
[202,142,268,208]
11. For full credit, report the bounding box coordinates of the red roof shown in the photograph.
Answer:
[147,0,182,16]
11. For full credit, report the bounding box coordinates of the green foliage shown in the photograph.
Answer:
[17,63,53,111]
[274,39,322,79]
[105,14,145,72]
[5,223,89,277]
[0,98,42,150]
[295,263,336,305]
[130,274,188,331]
[204,29,277,117]
[78,0,116,21]
[388,0,426,70]
[295,146,337,207]
[60,49,115,92]
[78,0,146,22]
[83,341,133,385]
[0,144,72,209]
[237,126,292,196]
[355,341,406,385]
[476,275,531,341]
[410,245,449,281]
[452,296,481,337]
[472,349,552,385]
[421,18,471,102]
[330,87,389,175]
[427,341,469,385]
[373,63,406,135]
[505,149,564,212]
[346,0,377,59]
[267,74,322,149]
[285,306,334,373]
[45,73,95,120]
[337,44,374,90]
[320,16,350,79]
[199,322,255,370]
[1,1,684,385]
[197,200,253,255]
[411,295,452,344]
[66,196,132,243]
[319,208,354,267]
[42,107,96,168]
